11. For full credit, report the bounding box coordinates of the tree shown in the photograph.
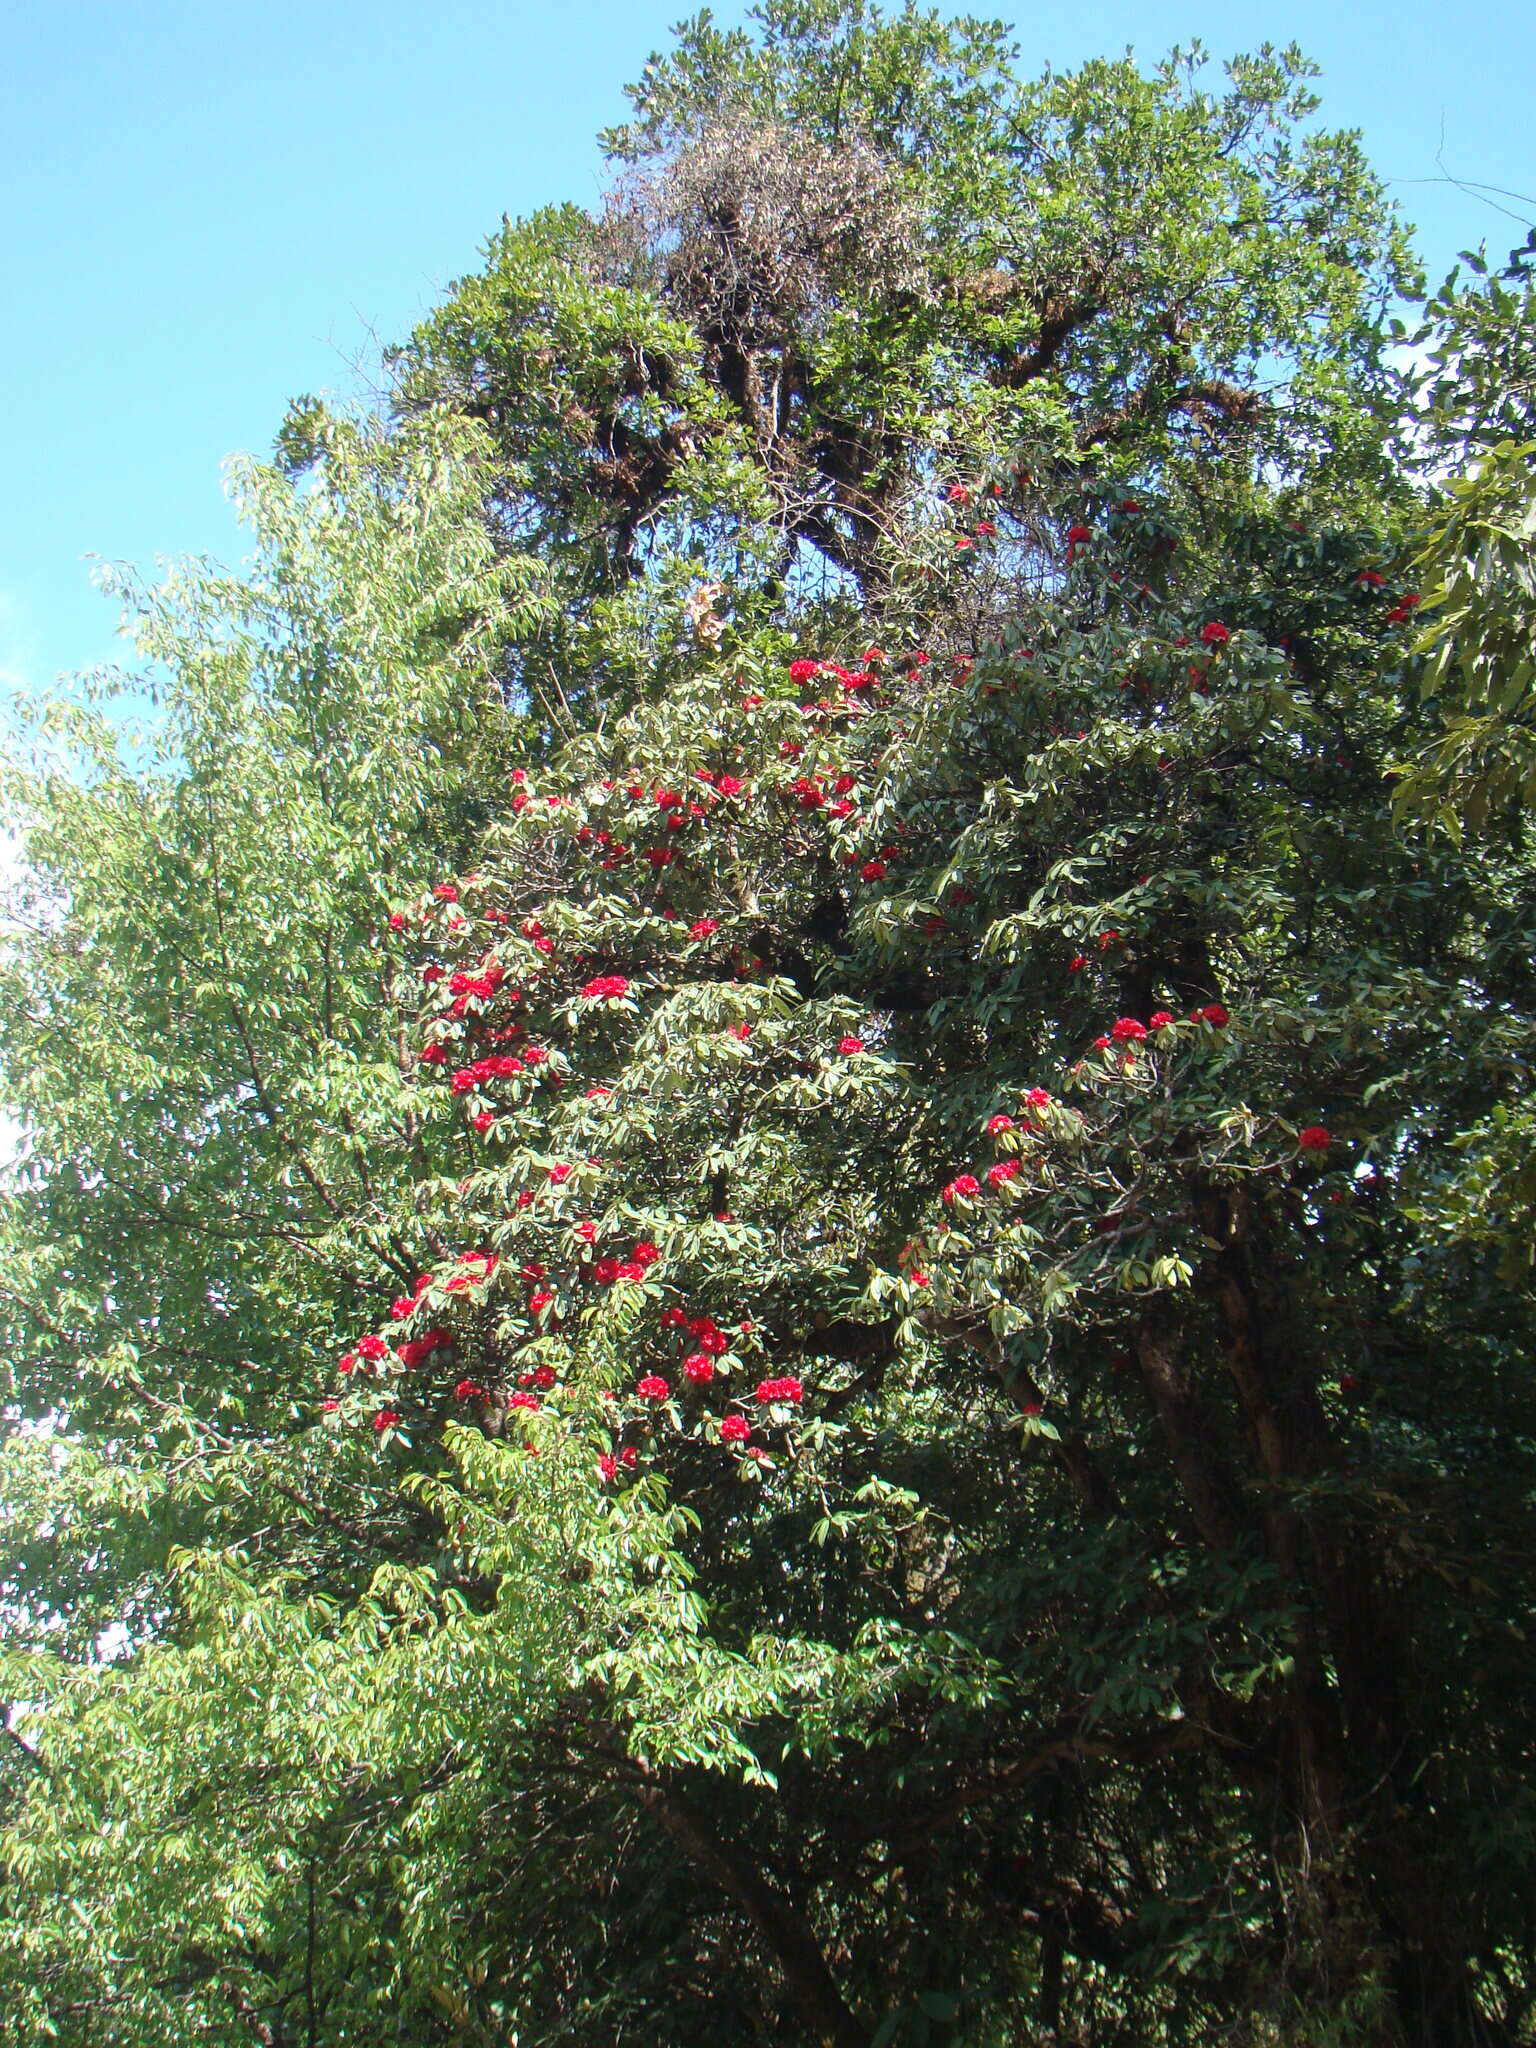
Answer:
[1393,232,1536,839]
[3,9,1532,2046]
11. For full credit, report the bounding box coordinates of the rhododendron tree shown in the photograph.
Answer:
[2,9,1534,2048]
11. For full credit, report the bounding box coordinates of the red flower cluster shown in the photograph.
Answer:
[1110,1017,1148,1043]
[755,1376,804,1405]
[448,961,504,1001]
[593,1240,660,1287]
[1200,621,1231,648]
[636,1375,669,1402]
[450,1053,529,1094]
[396,1329,451,1369]
[581,974,630,1000]
[837,1035,865,1055]
[1297,1125,1332,1154]
[720,1414,752,1445]
[943,1174,980,1204]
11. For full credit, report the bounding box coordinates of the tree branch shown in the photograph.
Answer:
[631,1768,869,2048]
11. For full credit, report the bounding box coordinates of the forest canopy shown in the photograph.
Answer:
[2,6,1535,2045]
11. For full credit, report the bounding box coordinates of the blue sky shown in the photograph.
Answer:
[3,0,1533,697]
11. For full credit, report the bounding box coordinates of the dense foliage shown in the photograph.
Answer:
[2,8,1533,2045]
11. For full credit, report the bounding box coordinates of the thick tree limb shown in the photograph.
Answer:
[878,1717,1202,1867]
[631,1769,869,2048]
[1133,1308,1247,1551]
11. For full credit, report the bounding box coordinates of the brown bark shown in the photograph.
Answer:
[633,1772,869,2048]
[1132,1308,1247,1551]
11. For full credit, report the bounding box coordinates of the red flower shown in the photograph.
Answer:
[755,1376,804,1405]
[986,1160,1020,1187]
[373,1409,400,1434]
[582,974,630,1000]
[1024,1087,1052,1109]
[1068,955,1088,972]
[1067,524,1091,543]
[1354,570,1385,589]
[975,520,997,536]
[598,1452,618,1482]
[946,483,971,505]
[660,1306,688,1329]
[357,1334,389,1361]
[1110,1017,1148,1043]
[1021,1400,1043,1419]
[1200,621,1230,648]
[644,848,676,869]
[455,1380,487,1403]
[727,1022,752,1041]
[837,1035,864,1055]
[684,1352,715,1385]
[788,659,822,684]
[549,1163,573,1185]
[419,1042,447,1064]
[720,1414,751,1445]
[636,1375,669,1402]
[509,1391,539,1411]
[387,911,405,931]
[716,774,745,798]
[860,860,887,882]
[1201,1003,1229,1027]
[472,1110,496,1133]
[1297,1125,1332,1154]
[986,1114,1016,1134]
[631,1241,661,1268]
[433,883,459,903]
[655,787,684,809]
[942,1174,980,1205]
[690,919,719,939]
[529,1289,555,1314]
[1148,1010,1174,1030]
